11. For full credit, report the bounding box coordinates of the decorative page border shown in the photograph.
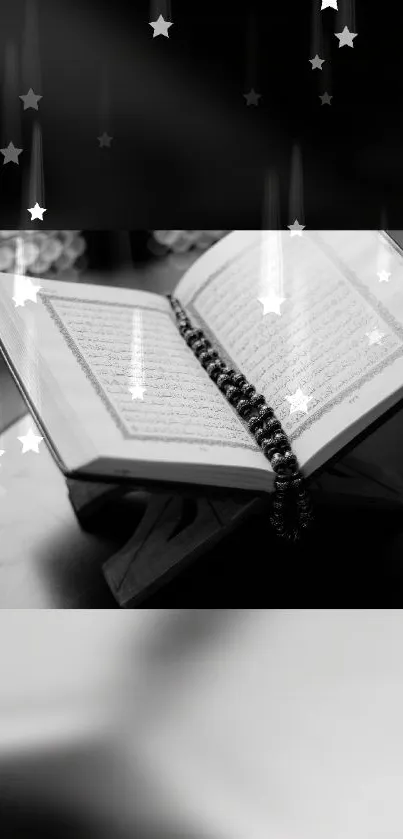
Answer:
[40,293,258,450]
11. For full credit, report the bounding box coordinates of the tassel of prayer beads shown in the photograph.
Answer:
[167,294,314,542]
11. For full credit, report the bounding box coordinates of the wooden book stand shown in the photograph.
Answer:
[66,478,265,607]
[66,454,403,606]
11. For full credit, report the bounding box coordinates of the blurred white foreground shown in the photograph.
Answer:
[1,609,403,839]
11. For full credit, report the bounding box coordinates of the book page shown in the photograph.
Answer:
[40,292,254,449]
[175,230,403,473]
[0,275,268,485]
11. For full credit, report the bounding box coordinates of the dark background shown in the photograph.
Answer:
[0,0,401,229]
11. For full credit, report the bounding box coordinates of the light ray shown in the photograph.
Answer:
[129,309,146,400]
[21,0,42,94]
[288,144,305,231]
[336,0,355,31]
[258,170,285,316]
[3,41,20,146]
[150,0,172,21]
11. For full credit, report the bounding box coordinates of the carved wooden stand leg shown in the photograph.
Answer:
[66,479,128,523]
[66,479,263,607]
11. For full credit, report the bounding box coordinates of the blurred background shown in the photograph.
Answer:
[0,0,402,228]
[0,229,228,279]
[3,609,403,839]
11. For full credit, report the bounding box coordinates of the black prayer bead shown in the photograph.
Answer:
[275,473,291,485]
[270,452,289,473]
[199,351,213,366]
[254,427,267,445]
[289,476,304,491]
[216,373,232,390]
[282,450,298,469]
[278,468,299,482]
[256,405,274,423]
[231,373,248,389]
[185,328,203,344]
[206,361,224,379]
[225,385,241,404]
[192,338,209,353]
[288,467,301,480]
[248,414,264,433]
[269,509,283,524]
[272,431,289,450]
[270,517,287,537]
[261,438,277,459]
[248,393,265,410]
[236,399,252,418]
[274,487,290,499]
[221,366,236,380]
[264,418,282,437]
[241,383,256,399]
[274,461,298,478]
[287,529,301,542]
[297,494,311,510]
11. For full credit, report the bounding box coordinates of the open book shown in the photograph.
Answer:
[1,229,403,495]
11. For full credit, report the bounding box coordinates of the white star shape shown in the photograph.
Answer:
[258,292,286,316]
[98,132,113,148]
[366,328,385,346]
[28,202,46,221]
[12,277,42,307]
[19,88,42,110]
[149,14,173,38]
[309,55,325,70]
[0,450,4,464]
[129,384,146,400]
[243,88,262,106]
[377,270,391,283]
[286,388,312,415]
[288,220,305,237]
[335,26,357,48]
[0,142,23,164]
[17,427,44,454]
[321,0,338,8]
[319,92,333,105]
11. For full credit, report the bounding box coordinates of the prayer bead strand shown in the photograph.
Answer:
[167,295,314,542]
